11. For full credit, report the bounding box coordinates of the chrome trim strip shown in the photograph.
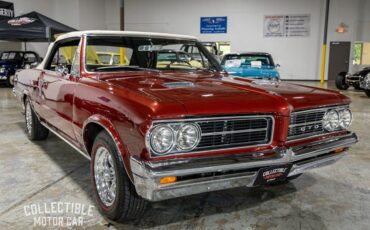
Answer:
[288,152,346,177]
[288,120,322,128]
[292,105,349,114]
[41,122,91,160]
[146,115,275,158]
[201,127,268,136]
[286,130,346,143]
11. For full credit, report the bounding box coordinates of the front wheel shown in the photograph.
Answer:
[91,131,148,222]
[335,73,349,90]
[6,75,15,87]
[365,90,370,98]
[25,99,49,140]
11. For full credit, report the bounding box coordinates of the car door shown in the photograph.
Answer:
[38,38,81,143]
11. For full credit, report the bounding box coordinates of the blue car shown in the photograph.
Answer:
[0,51,41,87]
[221,52,280,80]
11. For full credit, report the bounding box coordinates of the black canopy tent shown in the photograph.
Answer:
[0,11,76,50]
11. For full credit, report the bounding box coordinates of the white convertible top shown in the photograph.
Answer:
[56,30,198,41]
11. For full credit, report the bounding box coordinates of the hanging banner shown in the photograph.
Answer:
[0,1,14,20]
[200,16,227,34]
[264,14,310,38]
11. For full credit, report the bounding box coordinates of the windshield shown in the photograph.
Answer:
[222,54,274,68]
[0,52,23,61]
[85,36,220,72]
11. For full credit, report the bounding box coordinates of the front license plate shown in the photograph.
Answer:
[253,164,292,186]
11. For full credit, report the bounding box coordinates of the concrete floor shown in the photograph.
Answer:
[0,81,369,230]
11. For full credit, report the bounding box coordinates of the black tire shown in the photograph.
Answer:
[365,90,370,98]
[91,131,148,222]
[353,83,362,90]
[6,74,15,87]
[335,73,349,90]
[25,99,49,140]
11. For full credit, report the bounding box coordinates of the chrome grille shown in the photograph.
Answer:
[194,116,274,151]
[288,109,326,140]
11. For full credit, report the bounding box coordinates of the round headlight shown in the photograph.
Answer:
[150,125,175,155]
[339,109,352,129]
[176,124,201,150]
[323,110,340,131]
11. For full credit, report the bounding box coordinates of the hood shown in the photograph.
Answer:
[223,65,279,78]
[100,72,349,118]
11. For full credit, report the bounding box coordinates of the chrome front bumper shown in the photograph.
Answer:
[130,132,358,201]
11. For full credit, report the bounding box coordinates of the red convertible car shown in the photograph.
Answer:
[13,31,357,222]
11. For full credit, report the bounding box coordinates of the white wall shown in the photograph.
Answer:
[325,0,362,74]
[125,0,370,80]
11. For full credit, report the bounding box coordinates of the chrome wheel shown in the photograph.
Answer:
[94,146,117,207]
[25,102,32,135]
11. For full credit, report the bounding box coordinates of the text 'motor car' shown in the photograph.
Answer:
[14,31,357,222]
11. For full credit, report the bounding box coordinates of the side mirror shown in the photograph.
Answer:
[276,64,281,68]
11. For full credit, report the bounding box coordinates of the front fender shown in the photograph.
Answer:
[82,114,134,182]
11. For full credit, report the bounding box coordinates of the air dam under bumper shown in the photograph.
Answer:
[130,132,358,201]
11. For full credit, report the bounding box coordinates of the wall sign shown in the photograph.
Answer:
[0,1,14,20]
[264,14,310,37]
[200,16,227,34]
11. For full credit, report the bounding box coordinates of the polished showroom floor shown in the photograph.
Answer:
[0,81,369,230]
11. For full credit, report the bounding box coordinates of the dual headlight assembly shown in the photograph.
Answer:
[147,108,352,156]
[147,123,201,156]
[322,108,352,132]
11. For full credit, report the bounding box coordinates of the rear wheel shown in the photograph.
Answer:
[25,99,49,140]
[365,90,370,98]
[91,131,148,222]
[6,75,15,87]
[335,73,349,90]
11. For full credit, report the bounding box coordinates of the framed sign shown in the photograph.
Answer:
[200,16,227,34]
[264,14,310,37]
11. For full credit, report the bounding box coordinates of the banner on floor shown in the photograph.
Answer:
[0,1,14,20]
[264,14,310,38]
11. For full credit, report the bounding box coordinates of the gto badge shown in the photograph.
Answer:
[300,124,320,132]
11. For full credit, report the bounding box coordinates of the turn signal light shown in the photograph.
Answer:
[159,176,177,185]
[334,147,345,153]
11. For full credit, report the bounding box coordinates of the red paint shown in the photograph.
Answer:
[15,35,352,180]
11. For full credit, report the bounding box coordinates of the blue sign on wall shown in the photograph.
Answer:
[200,16,227,34]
